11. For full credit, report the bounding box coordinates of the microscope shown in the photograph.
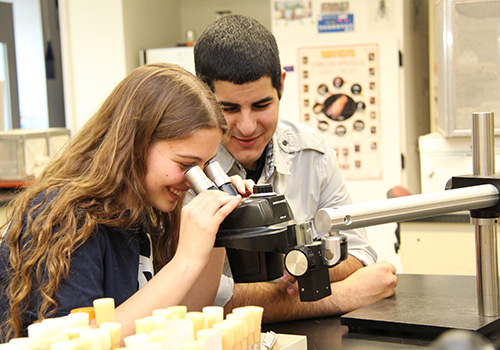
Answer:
[185,160,348,302]
[185,112,500,316]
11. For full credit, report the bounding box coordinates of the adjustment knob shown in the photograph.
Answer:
[285,246,316,277]
[253,183,273,194]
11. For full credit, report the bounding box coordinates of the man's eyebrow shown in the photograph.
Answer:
[252,97,274,105]
[219,101,239,108]
[219,97,274,107]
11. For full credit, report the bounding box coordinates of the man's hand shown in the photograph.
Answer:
[334,261,398,313]
[229,175,254,197]
[278,269,298,295]
[229,260,398,324]
[278,254,365,295]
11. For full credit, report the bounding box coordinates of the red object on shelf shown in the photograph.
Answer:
[0,180,29,189]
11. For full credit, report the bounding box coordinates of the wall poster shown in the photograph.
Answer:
[298,43,382,180]
[317,1,353,33]
[273,0,313,22]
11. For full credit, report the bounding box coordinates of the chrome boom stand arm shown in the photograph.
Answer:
[314,184,499,232]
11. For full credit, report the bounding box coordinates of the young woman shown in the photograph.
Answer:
[0,63,250,342]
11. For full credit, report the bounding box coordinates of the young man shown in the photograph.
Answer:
[192,14,397,323]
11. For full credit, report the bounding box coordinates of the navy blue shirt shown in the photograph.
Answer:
[56,225,141,313]
[0,223,143,333]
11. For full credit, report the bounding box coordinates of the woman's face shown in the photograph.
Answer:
[143,128,222,212]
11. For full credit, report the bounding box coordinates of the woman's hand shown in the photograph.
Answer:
[176,190,241,269]
[116,190,241,341]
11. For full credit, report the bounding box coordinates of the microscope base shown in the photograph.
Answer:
[341,274,500,337]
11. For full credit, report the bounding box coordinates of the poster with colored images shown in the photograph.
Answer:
[318,1,353,33]
[298,44,382,180]
[273,0,313,21]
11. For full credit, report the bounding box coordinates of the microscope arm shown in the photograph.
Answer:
[314,184,499,233]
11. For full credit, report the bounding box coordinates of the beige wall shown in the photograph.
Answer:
[400,0,431,194]
[179,0,271,41]
[123,0,181,74]
[400,221,493,275]
[59,0,271,134]
[428,0,438,133]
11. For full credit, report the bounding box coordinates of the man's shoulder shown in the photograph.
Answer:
[277,117,317,131]
[213,144,239,173]
[275,118,327,154]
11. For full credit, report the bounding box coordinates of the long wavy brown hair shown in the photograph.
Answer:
[0,63,226,339]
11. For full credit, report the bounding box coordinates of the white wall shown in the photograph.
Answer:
[59,0,182,132]
[7,0,48,129]
[59,0,127,132]
[58,0,271,133]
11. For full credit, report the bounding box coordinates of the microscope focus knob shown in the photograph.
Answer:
[253,184,274,194]
[285,246,316,277]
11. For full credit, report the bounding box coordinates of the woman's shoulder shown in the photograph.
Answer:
[25,188,59,213]
[79,225,142,254]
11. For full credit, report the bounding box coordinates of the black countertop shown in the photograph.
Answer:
[263,316,435,349]
[262,274,500,350]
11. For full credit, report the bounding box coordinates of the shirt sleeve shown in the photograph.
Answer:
[273,120,378,266]
[213,256,234,307]
[55,227,139,316]
[317,143,378,265]
[54,230,109,315]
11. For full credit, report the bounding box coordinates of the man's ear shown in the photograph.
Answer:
[279,70,286,100]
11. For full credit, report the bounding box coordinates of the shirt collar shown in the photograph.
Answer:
[263,141,275,180]
[217,140,276,182]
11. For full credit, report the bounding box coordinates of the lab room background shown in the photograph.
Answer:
[5,0,500,275]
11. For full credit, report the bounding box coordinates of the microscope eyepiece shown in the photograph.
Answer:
[184,165,217,194]
[204,160,239,196]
